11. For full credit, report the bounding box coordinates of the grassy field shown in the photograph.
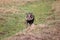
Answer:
[0,0,55,40]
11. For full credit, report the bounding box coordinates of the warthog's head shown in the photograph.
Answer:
[26,12,35,26]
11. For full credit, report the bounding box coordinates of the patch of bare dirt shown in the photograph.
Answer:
[0,0,39,14]
[4,23,60,40]
[0,0,38,6]
[4,24,48,40]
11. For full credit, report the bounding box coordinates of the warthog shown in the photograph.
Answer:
[26,12,35,26]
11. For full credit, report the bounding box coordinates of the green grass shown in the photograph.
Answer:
[0,13,26,40]
[19,0,54,24]
[0,0,55,40]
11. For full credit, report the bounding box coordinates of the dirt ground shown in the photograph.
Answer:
[4,0,60,40]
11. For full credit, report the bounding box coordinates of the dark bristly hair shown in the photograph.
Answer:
[26,12,34,26]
